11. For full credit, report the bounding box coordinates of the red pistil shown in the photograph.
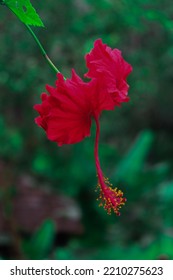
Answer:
[94,115,126,215]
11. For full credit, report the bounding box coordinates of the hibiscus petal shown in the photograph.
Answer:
[34,71,93,146]
[85,38,132,106]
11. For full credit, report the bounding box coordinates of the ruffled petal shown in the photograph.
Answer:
[34,71,93,146]
[85,38,132,106]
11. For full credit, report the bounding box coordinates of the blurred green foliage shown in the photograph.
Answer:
[22,219,56,259]
[0,0,173,260]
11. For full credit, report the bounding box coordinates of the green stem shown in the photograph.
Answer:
[25,24,60,74]
[5,5,60,74]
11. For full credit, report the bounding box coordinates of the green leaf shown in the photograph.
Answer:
[115,130,154,185]
[159,235,173,258]
[54,248,75,260]
[5,0,44,27]
[22,219,56,259]
[159,181,173,202]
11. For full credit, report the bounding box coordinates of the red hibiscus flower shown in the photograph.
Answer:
[34,40,132,215]
[34,70,114,146]
[85,39,132,106]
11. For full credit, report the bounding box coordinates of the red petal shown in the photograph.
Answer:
[34,71,93,146]
[85,39,132,106]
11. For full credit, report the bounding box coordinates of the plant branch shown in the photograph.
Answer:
[24,24,60,74]
[5,4,60,74]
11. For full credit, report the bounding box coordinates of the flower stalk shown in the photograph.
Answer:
[94,115,126,215]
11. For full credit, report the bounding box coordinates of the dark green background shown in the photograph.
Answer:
[0,0,173,260]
